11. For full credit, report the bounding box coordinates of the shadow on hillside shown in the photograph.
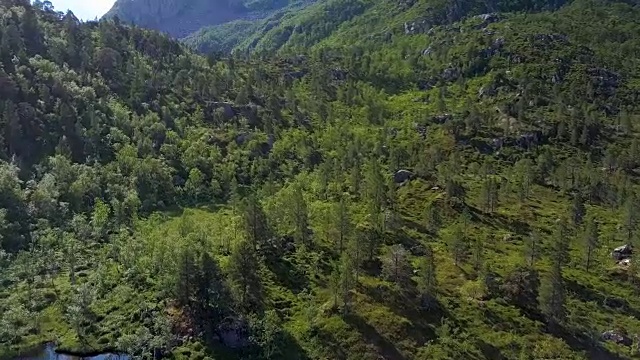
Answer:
[547,323,626,360]
[357,282,439,344]
[280,330,312,360]
[390,223,437,256]
[477,341,507,360]
[565,279,640,318]
[315,327,348,359]
[468,205,531,235]
[343,313,407,360]
[265,256,310,294]
[397,214,432,236]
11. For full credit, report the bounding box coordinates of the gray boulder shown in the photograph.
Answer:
[394,169,414,184]
[432,113,453,124]
[612,244,633,261]
[473,13,501,29]
[440,67,460,82]
[602,330,633,347]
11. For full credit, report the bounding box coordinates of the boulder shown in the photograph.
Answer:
[285,70,305,80]
[414,123,427,139]
[432,113,453,124]
[235,132,250,145]
[440,67,460,82]
[478,86,497,98]
[210,101,235,118]
[492,37,505,49]
[532,33,569,46]
[394,169,414,183]
[473,13,500,29]
[418,78,438,91]
[602,330,633,347]
[612,244,633,261]
[331,68,348,81]
[587,67,620,97]
[517,131,544,149]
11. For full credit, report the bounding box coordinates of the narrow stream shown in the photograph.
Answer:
[12,344,130,360]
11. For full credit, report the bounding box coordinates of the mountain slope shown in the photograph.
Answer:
[103,0,303,38]
[186,0,573,54]
[2,0,640,359]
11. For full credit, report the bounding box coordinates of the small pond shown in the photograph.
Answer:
[12,344,130,360]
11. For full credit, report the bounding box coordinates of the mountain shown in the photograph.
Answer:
[184,0,573,54]
[3,0,640,359]
[103,0,303,38]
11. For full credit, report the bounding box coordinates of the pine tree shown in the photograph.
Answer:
[424,201,442,234]
[448,224,468,266]
[417,244,437,309]
[339,251,355,314]
[481,176,499,213]
[242,194,270,252]
[552,219,570,266]
[364,157,386,221]
[622,195,638,243]
[228,240,263,313]
[524,229,541,268]
[539,261,566,327]
[583,216,599,272]
[291,185,310,245]
[382,244,412,285]
[329,262,341,307]
[335,196,351,254]
[194,251,230,335]
[513,158,534,202]
[176,247,196,308]
[346,228,364,282]
[472,238,484,275]
[570,194,586,226]
[385,178,400,232]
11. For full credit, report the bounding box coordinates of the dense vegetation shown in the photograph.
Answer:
[104,0,312,39]
[2,0,640,359]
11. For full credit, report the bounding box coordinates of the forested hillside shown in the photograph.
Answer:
[2,0,640,359]
[104,0,312,39]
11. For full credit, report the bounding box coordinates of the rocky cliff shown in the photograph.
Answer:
[103,0,286,38]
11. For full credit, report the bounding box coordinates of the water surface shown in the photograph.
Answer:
[13,344,129,360]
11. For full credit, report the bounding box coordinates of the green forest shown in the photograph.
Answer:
[2,0,640,358]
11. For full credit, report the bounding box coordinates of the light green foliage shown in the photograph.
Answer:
[3,0,640,359]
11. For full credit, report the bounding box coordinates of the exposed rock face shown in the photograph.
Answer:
[103,0,286,38]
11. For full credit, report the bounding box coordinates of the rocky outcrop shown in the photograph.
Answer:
[602,330,632,347]
[103,0,289,38]
[587,67,620,98]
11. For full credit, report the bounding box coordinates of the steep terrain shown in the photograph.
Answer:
[103,0,307,38]
[2,0,640,359]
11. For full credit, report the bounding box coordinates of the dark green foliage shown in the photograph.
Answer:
[582,216,599,272]
[417,244,437,309]
[538,262,567,327]
[424,201,442,234]
[291,184,310,245]
[447,224,468,267]
[570,194,586,226]
[4,0,640,359]
[242,194,271,251]
[501,266,540,313]
[524,229,541,268]
[228,240,264,313]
